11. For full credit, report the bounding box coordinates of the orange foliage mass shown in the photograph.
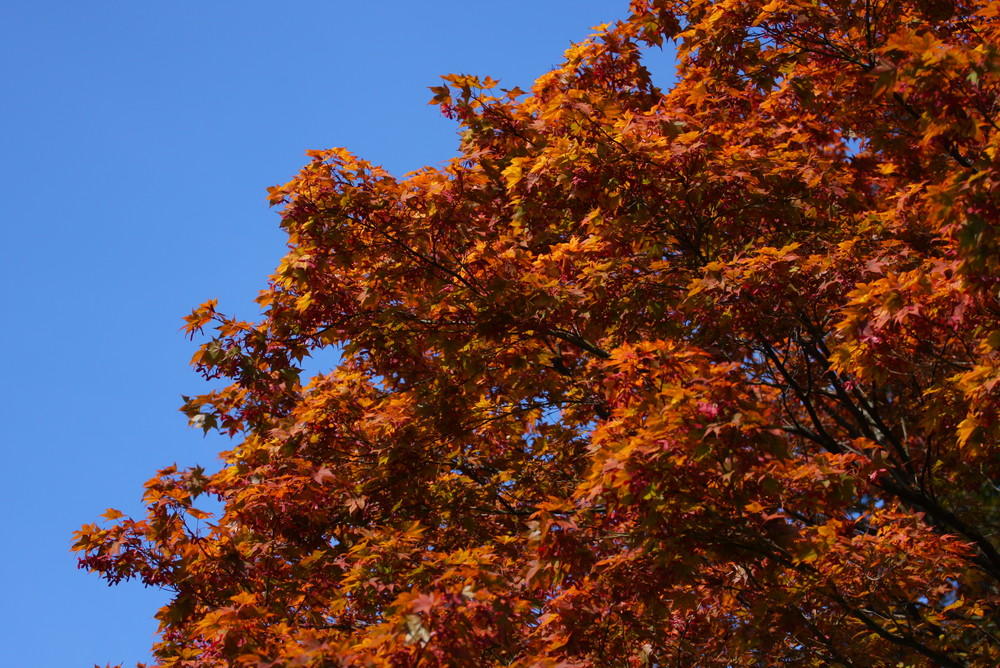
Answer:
[77,1,1000,665]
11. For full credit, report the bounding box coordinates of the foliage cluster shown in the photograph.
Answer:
[77,0,1000,665]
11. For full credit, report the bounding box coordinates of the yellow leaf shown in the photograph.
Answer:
[957,417,982,447]
[942,597,964,613]
[231,592,257,606]
[986,329,1000,350]
[877,162,898,175]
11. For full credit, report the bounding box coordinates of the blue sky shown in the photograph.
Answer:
[0,2,674,665]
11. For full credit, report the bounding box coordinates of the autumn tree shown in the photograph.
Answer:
[75,0,1000,665]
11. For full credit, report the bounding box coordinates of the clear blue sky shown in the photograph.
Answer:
[0,2,674,665]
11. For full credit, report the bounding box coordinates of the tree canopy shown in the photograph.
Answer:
[75,0,1000,665]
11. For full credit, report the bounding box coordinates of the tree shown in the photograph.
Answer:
[75,1,1000,665]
